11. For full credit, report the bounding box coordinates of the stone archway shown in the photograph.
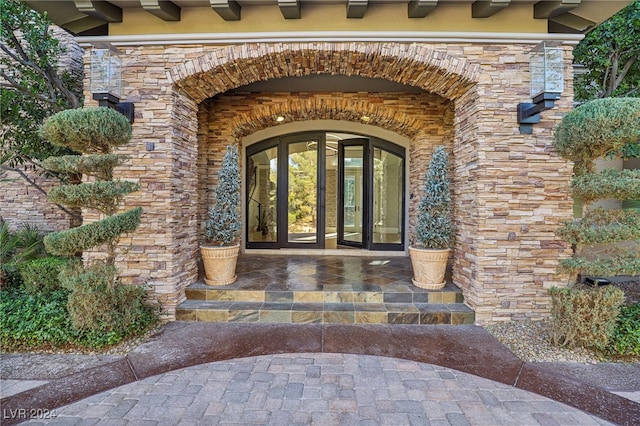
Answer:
[106,38,576,323]
[163,42,481,320]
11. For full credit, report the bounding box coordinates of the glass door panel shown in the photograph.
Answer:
[372,148,403,245]
[339,143,365,247]
[247,146,278,243]
[287,141,318,244]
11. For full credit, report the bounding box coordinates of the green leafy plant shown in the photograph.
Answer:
[608,302,640,356]
[553,98,640,175]
[61,262,158,336]
[573,1,640,102]
[570,169,640,203]
[41,107,141,267]
[205,145,241,246]
[19,256,73,295]
[0,220,46,288]
[554,98,640,279]
[549,285,626,351]
[37,107,156,337]
[413,145,455,249]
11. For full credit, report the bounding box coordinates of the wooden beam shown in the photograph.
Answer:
[534,0,581,19]
[210,0,241,21]
[471,0,511,18]
[278,0,301,19]
[73,0,122,22]
[141,0,181,21]
[550,12,595,32]
[408,0,438,18]
[347,0,368,19]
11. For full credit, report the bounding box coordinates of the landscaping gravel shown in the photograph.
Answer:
[485,319,603,364]
[486,280,640,364]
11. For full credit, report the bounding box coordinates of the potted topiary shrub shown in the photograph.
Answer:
[409,145,455,289]
[201,145,241,286]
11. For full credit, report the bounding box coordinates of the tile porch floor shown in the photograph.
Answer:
[177,254,475,325]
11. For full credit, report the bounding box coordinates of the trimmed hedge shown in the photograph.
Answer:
[557,208,640,245]
[19,256,73,295]
[559,254,640,277]
[40,107,131,154]
[48,181,140,214]
[571,169,640,203]
[42,154,128,181]
[553,98,640,174]
[550,285,626,351]
[44,207,142,257]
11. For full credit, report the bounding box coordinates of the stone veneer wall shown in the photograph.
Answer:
[78,41,574,323]
[199,91,450,244]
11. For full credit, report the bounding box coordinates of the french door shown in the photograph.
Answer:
[246,132,405,251]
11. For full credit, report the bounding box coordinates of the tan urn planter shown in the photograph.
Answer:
[200,244,240,286]
[409,247,450,290]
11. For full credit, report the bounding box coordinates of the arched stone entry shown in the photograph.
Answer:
[117,41,574,323]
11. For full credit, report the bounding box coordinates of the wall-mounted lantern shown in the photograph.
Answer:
[517,42,564,134]
[90,47,134,123]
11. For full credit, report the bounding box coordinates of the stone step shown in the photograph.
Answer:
[176,300,475,325]
[185,282,465,304]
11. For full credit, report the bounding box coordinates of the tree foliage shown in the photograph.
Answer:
[573,1,640,101]
[553,98,640,174]
[554,98,640,278]
[413,146,455,249]
[205,145,241,246]
[41,108,141,268]
[0,0,81,168]
[570,169,640,203]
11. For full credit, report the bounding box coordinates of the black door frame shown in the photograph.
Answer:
[245,132,405,251]
[337,138,369,249]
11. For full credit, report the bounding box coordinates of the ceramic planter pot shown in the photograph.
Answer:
[409,246,450,290]
[200,244,240,286]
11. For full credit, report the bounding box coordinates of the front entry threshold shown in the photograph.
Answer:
[243,248,407,257]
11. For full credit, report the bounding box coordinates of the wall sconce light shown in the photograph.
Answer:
[517,42,564,134]
[90,47,134,123]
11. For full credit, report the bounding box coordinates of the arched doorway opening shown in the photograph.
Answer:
[246,131,406,251]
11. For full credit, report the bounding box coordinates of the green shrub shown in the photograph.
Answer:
[553,98,640,174]
[63,262,158,336]
[48,181,140,214]
[0,285,158,350]
[413,145,455,249]
[549,285,626,351]
[205,145,241,246]
[571,169,640,203]
[1,220,46,288]
[19,256,73,295]
[557,208,640,245]
[40,107,132,154]
[44,207,142,257]
[0,287,75,348]
[559,254,640,277]
[42,154,128,181]
[608,303,640,356]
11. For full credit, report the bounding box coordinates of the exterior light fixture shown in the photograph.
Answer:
[275,116,285,122]
[360,115,371,123]
[517,42,564,134]
[90,47,134,123]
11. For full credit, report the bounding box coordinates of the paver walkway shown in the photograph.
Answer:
[21,353,612,425]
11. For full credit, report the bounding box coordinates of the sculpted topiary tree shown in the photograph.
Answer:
[554,97,640,279]
[40,107,142,272]
[39,107,153,337]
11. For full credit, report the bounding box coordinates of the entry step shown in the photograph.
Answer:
[176,300,474,325]
[185,282,465,304]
